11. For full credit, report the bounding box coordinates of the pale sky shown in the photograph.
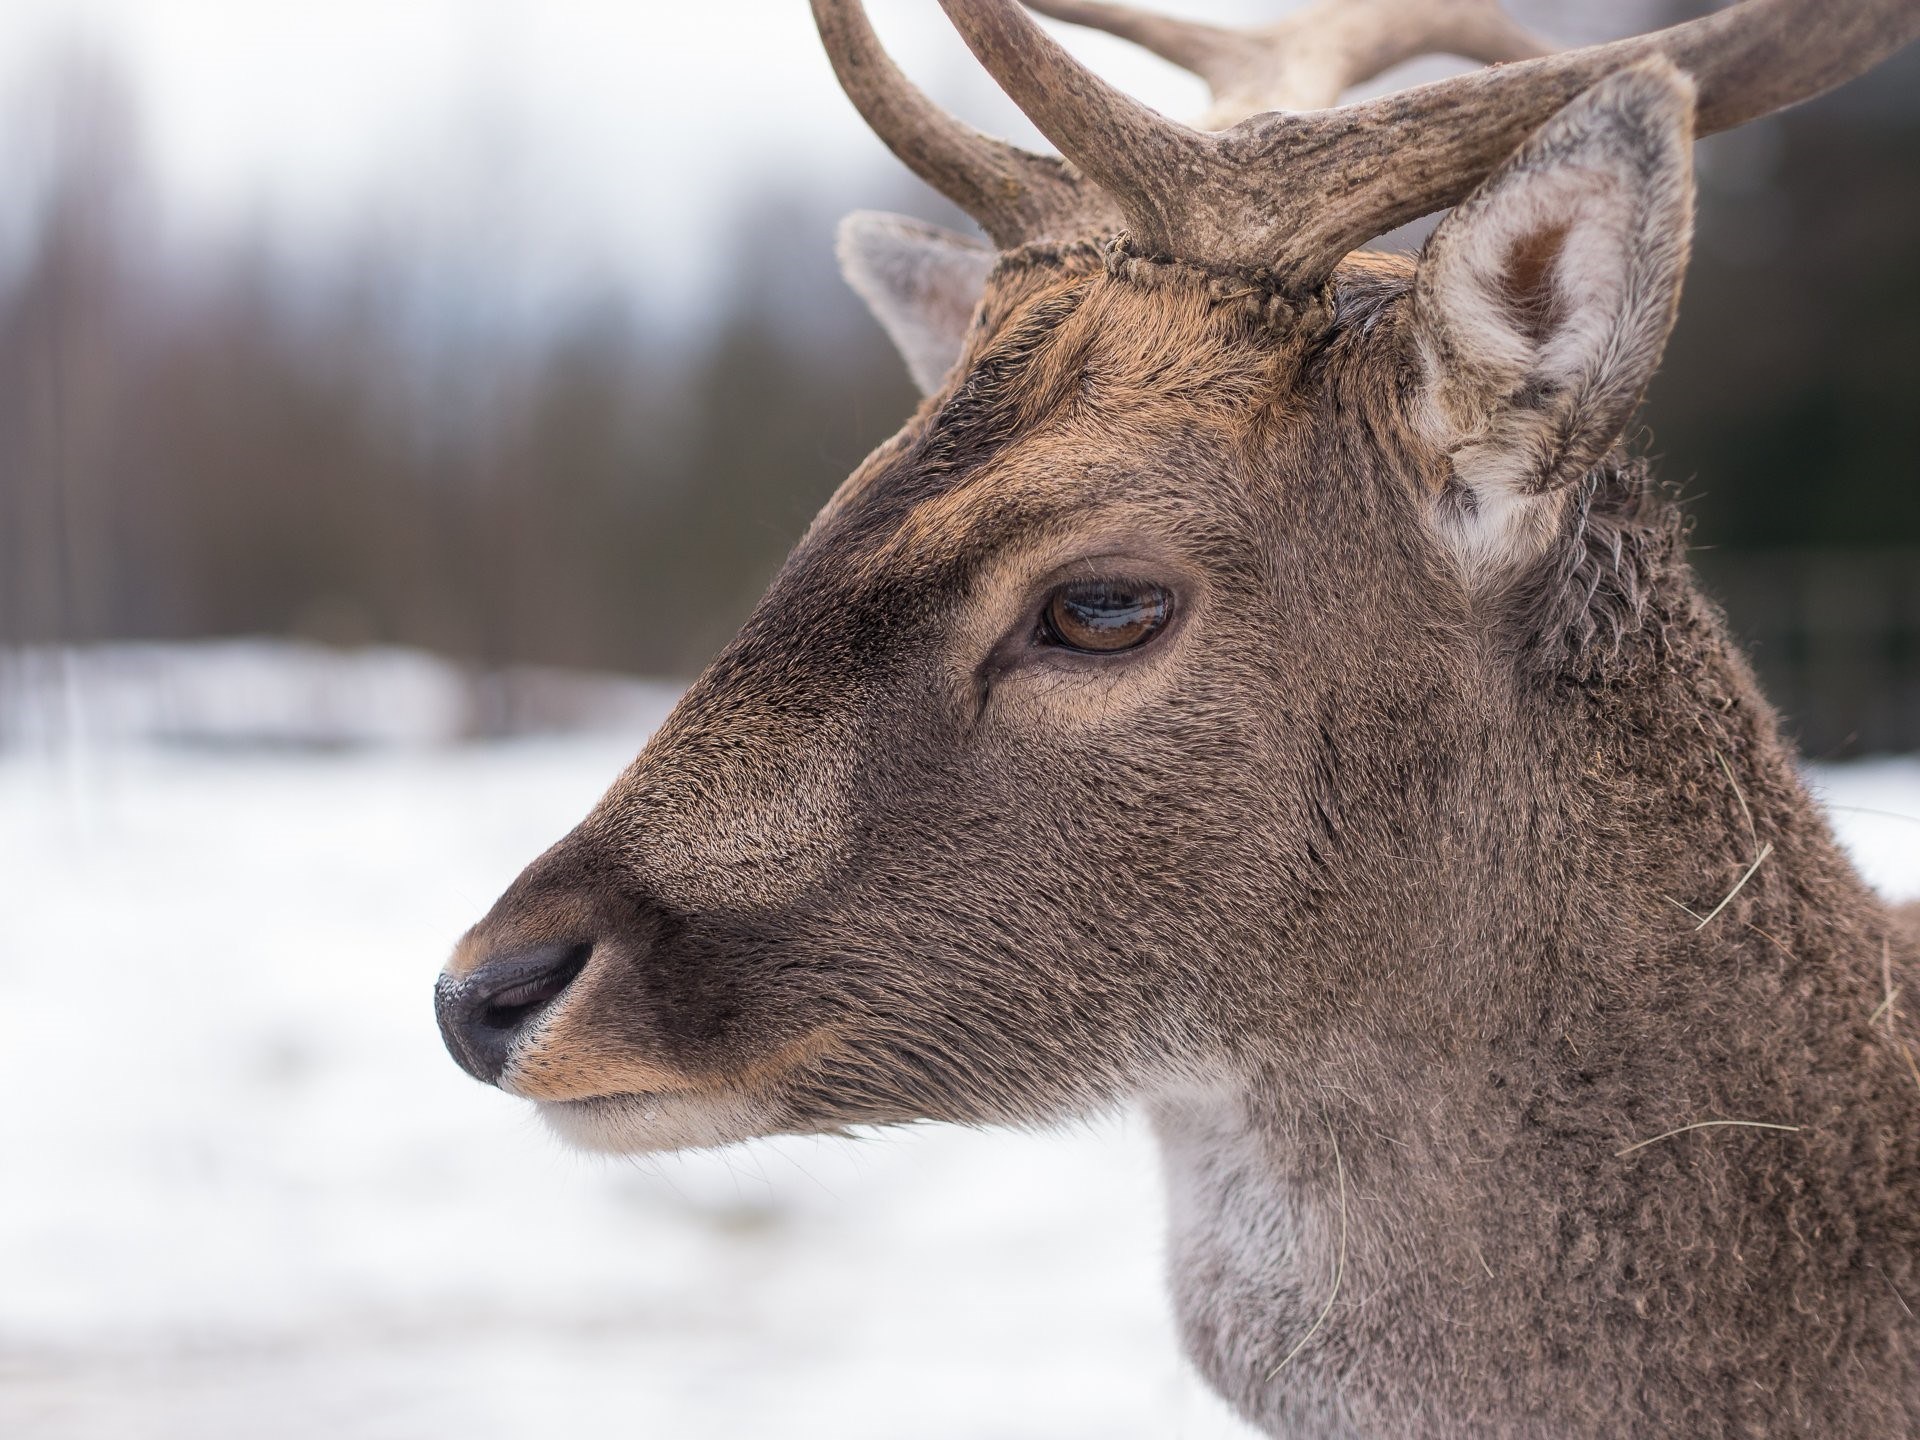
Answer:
[0,1,1646,324]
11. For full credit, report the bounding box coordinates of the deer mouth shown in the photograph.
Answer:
[521,1027,846,1155]
[534,1087,790,1155]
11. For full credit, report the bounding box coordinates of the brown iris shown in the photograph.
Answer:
[1040,580,1173,654]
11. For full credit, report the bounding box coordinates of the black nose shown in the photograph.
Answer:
[435,941,592,1085]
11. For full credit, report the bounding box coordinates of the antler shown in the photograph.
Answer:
[1024,0,1555,126]
[938,0,1920,290]
[810,0,1119,247]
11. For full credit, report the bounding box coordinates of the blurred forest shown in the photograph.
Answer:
[2,16,1917,752]
[0,46,918,708]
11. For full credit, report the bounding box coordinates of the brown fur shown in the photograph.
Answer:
[447,235,1920,1433]
[1503,220,1570,344]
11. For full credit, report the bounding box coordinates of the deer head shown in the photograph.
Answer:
[436,0,1917,1165]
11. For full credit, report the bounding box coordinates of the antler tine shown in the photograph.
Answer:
[937,0,1221,254]
[1233,0,1920,287]
[811,0,1117,247]
[941,0,1920,291]
[1026,0,1555,125]
[1019,1,1249,92]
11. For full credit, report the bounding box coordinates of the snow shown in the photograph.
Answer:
[0,643,677,751]
[1805,757,1920,906]
[1,645,1916,1440]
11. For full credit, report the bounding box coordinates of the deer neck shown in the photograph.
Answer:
[1142,557,1917,1436]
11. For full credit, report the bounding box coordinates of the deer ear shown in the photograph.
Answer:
[837,211,994,396]
[1408,60,1695,578]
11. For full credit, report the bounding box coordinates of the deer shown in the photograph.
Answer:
[435,1,1920,1433]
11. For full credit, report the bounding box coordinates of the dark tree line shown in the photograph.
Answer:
[0,49,916,687]
[2,34,1916,750]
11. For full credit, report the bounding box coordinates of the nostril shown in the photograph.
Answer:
[437,940,593,1085]
[471,941,592,1023]
[476,946,590,1031]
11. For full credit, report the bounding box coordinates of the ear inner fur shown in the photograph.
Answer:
[1501,220,1570,347]
[1409,60,1697,580]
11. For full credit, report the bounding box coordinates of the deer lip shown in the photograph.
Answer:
[546,1088,683,1108]
[503,1068,701,1104]
[532,1084,790,1156]
[515,1026,843,1109]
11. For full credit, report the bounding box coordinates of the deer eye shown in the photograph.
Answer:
[1039,580,1173,654]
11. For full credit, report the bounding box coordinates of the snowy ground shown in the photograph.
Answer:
[2,646,1917,1440]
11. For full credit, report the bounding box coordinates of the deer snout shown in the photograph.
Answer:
[435,940,592,1085]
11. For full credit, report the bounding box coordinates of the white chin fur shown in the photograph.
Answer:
[536,1091,778,1155]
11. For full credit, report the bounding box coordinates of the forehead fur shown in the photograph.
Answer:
[817,244,1423,558]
